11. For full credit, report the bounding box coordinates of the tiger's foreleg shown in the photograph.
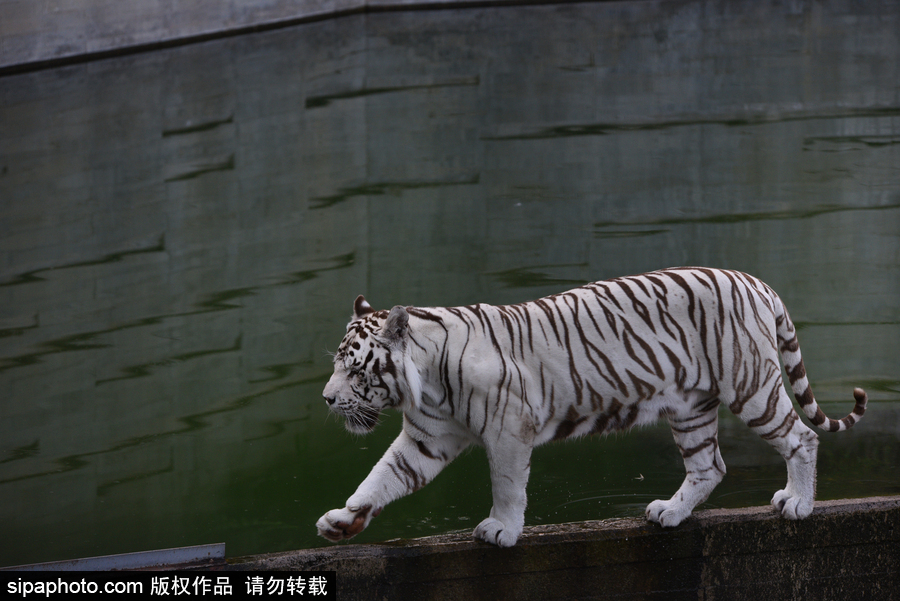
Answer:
[316,428,468,542]
[474,435,533,547]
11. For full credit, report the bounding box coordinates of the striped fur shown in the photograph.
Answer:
[317,268,867,547]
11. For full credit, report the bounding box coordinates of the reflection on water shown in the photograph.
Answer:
[1,0,899,566]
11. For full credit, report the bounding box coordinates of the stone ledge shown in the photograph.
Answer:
[224,496,900,600]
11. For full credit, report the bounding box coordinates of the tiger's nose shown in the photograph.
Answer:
[324,396,336,406]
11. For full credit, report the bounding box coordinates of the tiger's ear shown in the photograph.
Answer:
[353,295,375,321]
[382,305,409,346]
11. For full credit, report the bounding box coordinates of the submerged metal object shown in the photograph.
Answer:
[1,543,225,571]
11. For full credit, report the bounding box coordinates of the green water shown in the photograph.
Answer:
[1,1,899,567]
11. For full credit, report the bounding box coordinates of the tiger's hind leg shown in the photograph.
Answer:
[647,401,726,527]
[734,382,819,520]
[767,399,819,520]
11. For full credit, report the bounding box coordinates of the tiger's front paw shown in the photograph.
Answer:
[316,505,380,542]
[474,517,520,547]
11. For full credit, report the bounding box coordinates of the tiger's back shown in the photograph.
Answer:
[317,267,867,547]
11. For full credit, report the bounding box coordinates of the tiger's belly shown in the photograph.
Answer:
[533,385,708,446]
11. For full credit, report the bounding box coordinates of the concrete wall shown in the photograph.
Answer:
[0,0,534,72]
[226,497,900,600]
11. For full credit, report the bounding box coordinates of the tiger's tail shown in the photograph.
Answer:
[771,290,867,432]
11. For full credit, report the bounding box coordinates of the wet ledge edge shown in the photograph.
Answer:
[0,0,615,77]
[221,496,900,600]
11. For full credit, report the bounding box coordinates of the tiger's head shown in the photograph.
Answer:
[322,295,422,433]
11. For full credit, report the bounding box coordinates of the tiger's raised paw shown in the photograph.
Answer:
[474,517,520,547]
[771,489,813,520]
[316,505,380,542]
[646,499,690,528]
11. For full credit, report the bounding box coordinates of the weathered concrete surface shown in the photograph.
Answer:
[0,0,550,72]
[225,497,900,600]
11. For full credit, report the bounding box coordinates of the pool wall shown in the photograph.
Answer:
[226,496,900,600]
[0,0,555,73]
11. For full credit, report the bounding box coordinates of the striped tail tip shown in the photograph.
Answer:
[818,387,867,432]
[852,387,868,417]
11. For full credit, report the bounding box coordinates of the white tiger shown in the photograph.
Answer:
[316,267,867,547]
